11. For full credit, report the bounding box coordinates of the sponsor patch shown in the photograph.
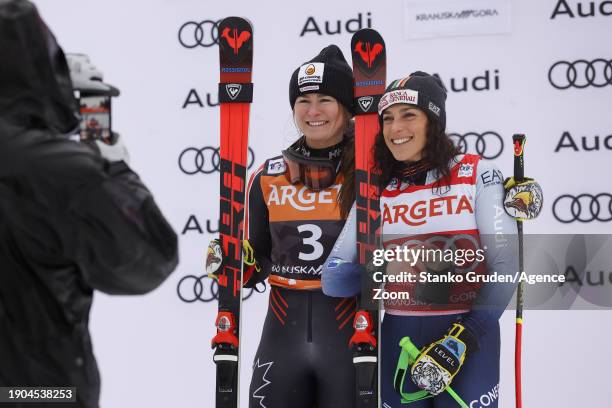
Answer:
[387,178,400,191]
[404,0,512,40]
[266,158,286,175]
[378,89,419,114]
[299,85,320,93]
[298,62,325,86]
[458,163,474,178]
[428,101,441,116]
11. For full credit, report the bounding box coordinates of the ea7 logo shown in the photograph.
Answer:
[226,84,242,100]
[428,101,441,116]
[358,96,374,112]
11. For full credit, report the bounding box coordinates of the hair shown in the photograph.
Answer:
[337,121,355,219]
[372,111,460,193]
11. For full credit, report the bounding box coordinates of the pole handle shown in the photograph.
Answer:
[512,134,526,182]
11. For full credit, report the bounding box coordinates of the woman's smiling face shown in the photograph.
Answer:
[382,104,429,163]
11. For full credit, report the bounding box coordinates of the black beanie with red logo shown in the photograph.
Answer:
[289,45,354,114]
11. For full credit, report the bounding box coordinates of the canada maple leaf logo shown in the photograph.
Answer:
[251,359,273,407]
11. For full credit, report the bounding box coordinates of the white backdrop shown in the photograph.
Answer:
[33,0,612,407]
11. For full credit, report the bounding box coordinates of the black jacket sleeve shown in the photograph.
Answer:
[66,160,179,294]
[244,169,272,286]
[4,130,179,295]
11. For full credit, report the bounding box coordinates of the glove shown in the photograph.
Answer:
[503,177,543,221]
[410,322,477,395]
[206,239,262,286]
[93,132,130,163]
[66,53,119,96]
[321,258,362,297]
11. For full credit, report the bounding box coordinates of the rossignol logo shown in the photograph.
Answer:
[382,195,474,226]
[555,131,612,152]
[266,184,340,211]
[300,12,372,36]
[434,70,500,92]
[182,89,218,108]
[225,84,242,100]
[357,96,374,112]
[353,40,384,70]
[551,0,612,19]
[220,26,251,55]
[415,9,499,21]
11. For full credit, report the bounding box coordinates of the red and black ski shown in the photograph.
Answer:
[211,16,253,408]
[349,28,386,408]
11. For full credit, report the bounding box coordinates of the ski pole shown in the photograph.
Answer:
[512,134,526,408]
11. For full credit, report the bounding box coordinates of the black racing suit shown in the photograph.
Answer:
[245,152,356,408]
[0,3,179,407]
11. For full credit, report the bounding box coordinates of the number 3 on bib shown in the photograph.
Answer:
[297,224,324,261]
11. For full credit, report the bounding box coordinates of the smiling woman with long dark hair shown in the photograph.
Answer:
[322,71,519,407]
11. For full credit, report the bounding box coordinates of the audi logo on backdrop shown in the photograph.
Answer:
[552,193,612,223]
[548,59,612,89]
[177,274,255,303]
[178,20,220,48]
[178,146,256,175]
[448,131,504,160]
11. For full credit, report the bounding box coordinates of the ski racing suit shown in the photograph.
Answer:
[245,152,357,407]
[322,154,518,408]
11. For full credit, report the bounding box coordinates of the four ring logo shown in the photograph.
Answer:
[548,59,612,89]
[177,274,255,303]
[178,146,255,175]
[448,131,504,160]
[178,20,221,48]
[552,193,612,223]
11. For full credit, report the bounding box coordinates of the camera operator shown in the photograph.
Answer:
[0,1,179,406]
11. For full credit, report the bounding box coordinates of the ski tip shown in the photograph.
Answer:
[218,16,253,66]
[350,28,385,48]
[350,28,386,79]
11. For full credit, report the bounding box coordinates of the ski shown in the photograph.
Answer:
[211,16,253,408]
[349,28,386,408]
